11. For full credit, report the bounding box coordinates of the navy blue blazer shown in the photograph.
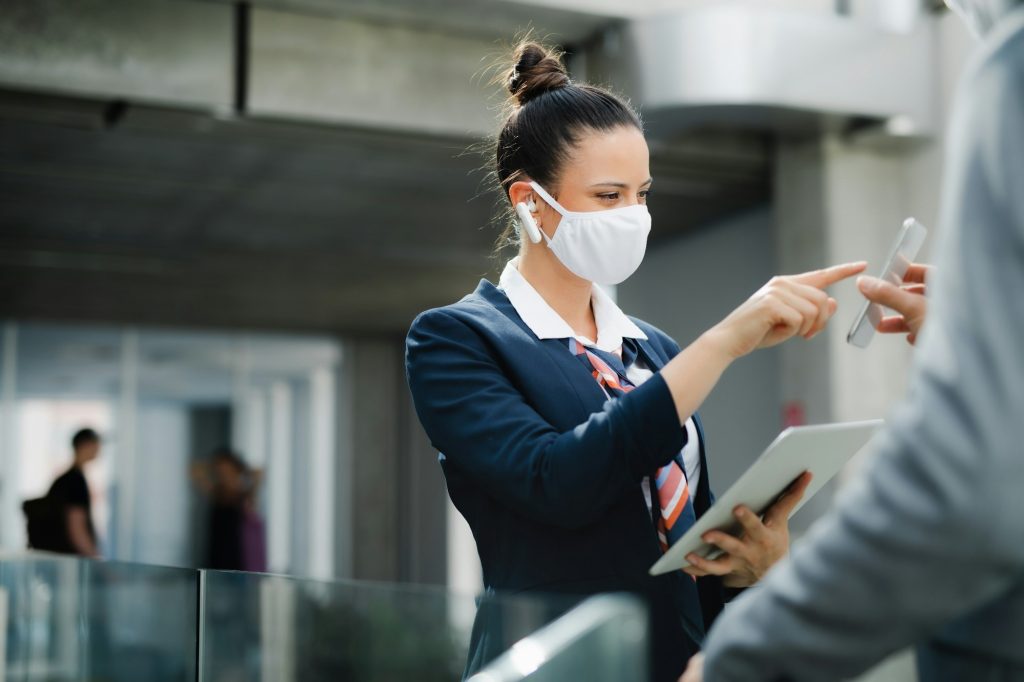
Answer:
[405,279,728,682]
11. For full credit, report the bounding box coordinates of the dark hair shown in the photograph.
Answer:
[71,428,100,450]
[211,446,249,474]
[492,41,643,249]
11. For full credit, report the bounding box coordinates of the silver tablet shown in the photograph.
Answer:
[847,218,928,349]
[649,420,883,576]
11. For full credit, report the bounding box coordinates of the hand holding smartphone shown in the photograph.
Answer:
[847,218,928,349]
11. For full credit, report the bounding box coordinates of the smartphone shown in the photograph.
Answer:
[847,218,928,349]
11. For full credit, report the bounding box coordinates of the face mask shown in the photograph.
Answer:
[529,181,652,285]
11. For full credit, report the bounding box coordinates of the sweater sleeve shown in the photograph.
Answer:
[702,29,1024,681]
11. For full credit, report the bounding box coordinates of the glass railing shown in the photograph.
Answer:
[197,570,579,681]
[0,553,198,681]
[467,594,649,682]
[0,553,648,681]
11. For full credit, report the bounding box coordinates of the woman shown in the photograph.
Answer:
[405,42,865,681]
[190,447,266,572]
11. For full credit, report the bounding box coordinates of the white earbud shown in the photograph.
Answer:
[515,197,542,244]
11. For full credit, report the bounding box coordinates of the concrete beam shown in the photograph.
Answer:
[0,0,234,112]
[248,8,505,136]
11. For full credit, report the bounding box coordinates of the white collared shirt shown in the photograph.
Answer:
[498,258,702,509]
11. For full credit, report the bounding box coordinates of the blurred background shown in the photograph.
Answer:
[0,0,977,677]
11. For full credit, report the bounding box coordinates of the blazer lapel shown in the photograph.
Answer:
[634,337,668,372]
[474,280,610,416]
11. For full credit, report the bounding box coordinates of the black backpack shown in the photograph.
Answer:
[22,496,68,552]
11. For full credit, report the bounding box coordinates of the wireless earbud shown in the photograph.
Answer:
[515,197,542,244]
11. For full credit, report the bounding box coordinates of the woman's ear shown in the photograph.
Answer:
[508,180,536,213]
[509,180,543,244]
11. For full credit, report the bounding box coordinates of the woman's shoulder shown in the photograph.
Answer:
[409,283,499,333]
[406,279,516,353]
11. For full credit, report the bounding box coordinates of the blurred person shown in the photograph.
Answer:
[45,427,102,557]
[405,40,865,682]
[190,447,266,572]
[682,1,1024,680]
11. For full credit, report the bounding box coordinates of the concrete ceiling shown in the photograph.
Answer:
[197,0,620,43]
[0,87,770,334]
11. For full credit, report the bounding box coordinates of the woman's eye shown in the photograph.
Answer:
[639,190,650,201]
[597,192,619,201]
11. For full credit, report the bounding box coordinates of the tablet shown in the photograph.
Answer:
[649,419,883,576]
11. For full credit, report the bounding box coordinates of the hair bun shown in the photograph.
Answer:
[508,42,570,106]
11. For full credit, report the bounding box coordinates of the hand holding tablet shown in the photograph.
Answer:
[684,471,814,587]
[649,420,883,576]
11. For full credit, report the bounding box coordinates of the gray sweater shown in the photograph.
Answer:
[702,4,1024,680]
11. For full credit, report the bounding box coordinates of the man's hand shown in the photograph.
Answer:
[857,263,932,345]
[680,653,704,682]
[683,472,812,587]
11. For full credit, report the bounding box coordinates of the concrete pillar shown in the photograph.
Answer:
[0,323,18,551]
[116,328,139,561]
[335,338,447,585]
[308,366,336,581]
[268,381,292,574]
[775,134,939,429]
[773,134,920,532]
[773,131,927,682]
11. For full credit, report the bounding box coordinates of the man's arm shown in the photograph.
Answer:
[700,27,1024,682]
[66,507,98,557]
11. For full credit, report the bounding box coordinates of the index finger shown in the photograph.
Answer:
[791,262,867,289]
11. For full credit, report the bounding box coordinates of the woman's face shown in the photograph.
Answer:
[532,124,651,235]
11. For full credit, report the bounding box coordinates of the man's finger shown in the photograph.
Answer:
[764,471,813,525]
[733,505,769,541]
[684,552,734,576]
[702,531,748,558]
[902,263,932,284]
[857,276,921,316]
[877,316,911,334]
[792,262,868,289]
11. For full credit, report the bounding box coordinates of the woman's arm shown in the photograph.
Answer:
[661,263,865,424]
[407,308,688,529]
[406,263,861,531]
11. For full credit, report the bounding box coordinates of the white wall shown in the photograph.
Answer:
[619,207,782,491]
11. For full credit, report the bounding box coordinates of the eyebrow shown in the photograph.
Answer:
[589,178,654,188]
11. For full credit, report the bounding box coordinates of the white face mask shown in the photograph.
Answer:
[530,181,652,285]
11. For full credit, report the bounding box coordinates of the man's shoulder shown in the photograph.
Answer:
[971,8,1024,86]
[50,467,87,496]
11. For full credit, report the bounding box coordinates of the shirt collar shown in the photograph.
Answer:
[498,258,647,352]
